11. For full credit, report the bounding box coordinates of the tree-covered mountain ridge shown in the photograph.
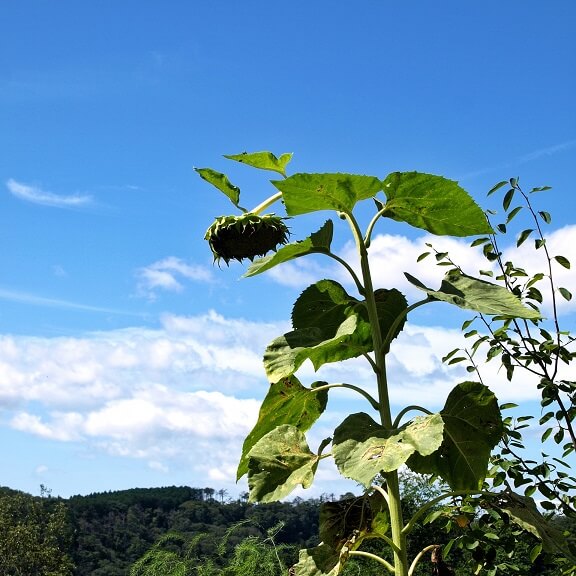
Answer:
[0,483,325,575]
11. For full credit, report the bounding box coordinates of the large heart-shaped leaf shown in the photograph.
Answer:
[382,172,492,236]
[247,425,319,502]
[224,151,293,176]
[407,382,503,490]
[263,281,407,382]
[332,413,444,487]
[237,376,328,480]
[405,269,540,319]
[245,220,333,278]
[272,173,382,216]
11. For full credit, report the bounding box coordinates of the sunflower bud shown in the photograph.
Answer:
[205,213,290,265]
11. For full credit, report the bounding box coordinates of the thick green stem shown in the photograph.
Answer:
[250,191,283,215]
[344,211,408,576]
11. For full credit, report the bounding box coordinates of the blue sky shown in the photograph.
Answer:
[0,1,575,499]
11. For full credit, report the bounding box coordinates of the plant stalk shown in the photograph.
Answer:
[250,191,283,215]
[345,211,409,576]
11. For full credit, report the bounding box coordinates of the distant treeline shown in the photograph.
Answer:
[0,485,326,575]
[0,483,569,575]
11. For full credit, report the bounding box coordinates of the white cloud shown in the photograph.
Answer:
[266,231,493,301]
[0,305,566,488]
[348,233,493,299]
[6,178,93,207]
[0,311,284,477]
[13,388,260,446]
[136,256,213,299]
[262,224,576,316]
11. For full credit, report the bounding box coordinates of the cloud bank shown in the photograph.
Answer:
[0,307,549,491]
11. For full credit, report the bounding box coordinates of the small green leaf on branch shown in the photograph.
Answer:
[487,180,508,196]
[224,151,293,176]
[554,255,571,269]
[559,287,573,301]
[538,210,552,224]
[195,168,245,211]
[517,228,533,247]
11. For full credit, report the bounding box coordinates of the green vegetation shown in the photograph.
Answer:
[0,486,74,576]
[197,152,576,575]
[0,479,571,574]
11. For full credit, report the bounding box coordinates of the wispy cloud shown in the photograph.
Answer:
[518,139,576,163]
[6,178,93,208]
[0,287,135,315]
[136,256,214,300]
[459,138,576,181]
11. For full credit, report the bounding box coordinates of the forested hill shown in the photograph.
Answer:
[0,485,325,575]
[1,483,567,575]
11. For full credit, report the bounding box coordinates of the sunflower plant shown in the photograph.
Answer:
[196,151,565,576]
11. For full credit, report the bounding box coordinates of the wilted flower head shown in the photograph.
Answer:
[205,213,290,265]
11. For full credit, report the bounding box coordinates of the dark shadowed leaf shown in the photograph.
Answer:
[263,281,407,382]
[496,492,576,561]
[408,382,503,490]
[320,493,388,551]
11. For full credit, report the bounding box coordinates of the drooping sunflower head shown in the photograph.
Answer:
[205,213,290,265]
